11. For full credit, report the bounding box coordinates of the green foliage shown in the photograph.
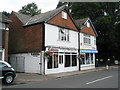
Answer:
[19,2,41,16]
[1,11,10,17]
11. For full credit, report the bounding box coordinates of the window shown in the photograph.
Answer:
[47,54,58,69]
[83,34,91,45]
[54,55,58,68]
[65,53,77,67]
[81,53,94,65]
[72,55,77,66]
[80,54,85,64]
[87,22,90,28]
[86,53,90,64]
[62,11,67,19]
[65,55,70,67]
[91,53,93,64]
[94,37,96,45]
[58,28,69,41]
[47,56,52,69]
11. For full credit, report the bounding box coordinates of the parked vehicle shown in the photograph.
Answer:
[0,61,16,84]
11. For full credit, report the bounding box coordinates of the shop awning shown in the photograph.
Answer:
[80,49,98,53]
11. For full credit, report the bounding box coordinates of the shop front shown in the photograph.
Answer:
[45,46,79,74]
[80,49,98,70]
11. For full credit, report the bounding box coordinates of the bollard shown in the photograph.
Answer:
[106,58,110,70]
[106,64,108,70]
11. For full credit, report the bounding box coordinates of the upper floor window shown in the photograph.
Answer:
[58,28,69,41]
[83,33,91,45]
[94,37,96,45]
[87,22,90,28]
[61,11,67,19]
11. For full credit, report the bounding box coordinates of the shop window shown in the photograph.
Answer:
[81,53,94,65]
[91,53,93,64]
[65,55,70,67]
[86,53,90,64]
[80,54,85,64]
[58,28,69,41]
[47,56,52,69]
[72,55,77,66]
[54,55,58,68]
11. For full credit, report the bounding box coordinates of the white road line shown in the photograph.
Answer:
[86,76,112,85]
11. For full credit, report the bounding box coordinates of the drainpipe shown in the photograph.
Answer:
[42,23,46,75]
[78,29,81,71]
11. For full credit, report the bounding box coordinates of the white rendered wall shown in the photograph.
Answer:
[81,65,95,70]
[80,32,97,50]
[45,23,78,49]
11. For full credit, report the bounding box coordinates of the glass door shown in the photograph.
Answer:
[59,54,64,72]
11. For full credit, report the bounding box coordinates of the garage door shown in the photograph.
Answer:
[10,56,25,72]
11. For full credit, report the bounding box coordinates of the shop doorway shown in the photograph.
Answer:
[59,54,64,72]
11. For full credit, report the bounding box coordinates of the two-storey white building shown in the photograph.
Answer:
[9,5,79,74]
[9,5,98,74]
[76,18,98,70]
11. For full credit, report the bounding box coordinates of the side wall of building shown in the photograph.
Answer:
[9,13,44,54]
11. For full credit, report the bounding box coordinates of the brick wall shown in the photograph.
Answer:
[9,13,44,54]
[48,11,78,31]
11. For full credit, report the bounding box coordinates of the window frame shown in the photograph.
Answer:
[58,28,69,42]
[61,11,67,19]
[83,33,91,45]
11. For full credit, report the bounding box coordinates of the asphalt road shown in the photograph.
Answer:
[3,67,119,88]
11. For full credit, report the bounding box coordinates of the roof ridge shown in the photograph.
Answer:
[24,5,66,26]
[12,11,31,17]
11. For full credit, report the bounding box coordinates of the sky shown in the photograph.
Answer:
[0,0,60,13]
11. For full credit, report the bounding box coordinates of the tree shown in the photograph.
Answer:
[1,11,10,17]
[19,2,41,16]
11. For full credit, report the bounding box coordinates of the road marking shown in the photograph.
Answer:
[86,76,112,85]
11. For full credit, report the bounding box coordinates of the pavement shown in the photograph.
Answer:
[9,65,119,85]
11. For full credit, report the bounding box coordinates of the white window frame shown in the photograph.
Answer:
[87,22,90,28]
[58,28,69,42]
[83,33,91,45]
[94,37,96,45]
[61,11,67,19]
[81,53,94,65]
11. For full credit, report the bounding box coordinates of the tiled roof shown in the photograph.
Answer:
[12,11,31,25]
[13,5,66,26]
[75,17,89,28]
[0,13,12,23]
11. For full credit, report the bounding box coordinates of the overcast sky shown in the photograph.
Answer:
[0,0,60,13]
